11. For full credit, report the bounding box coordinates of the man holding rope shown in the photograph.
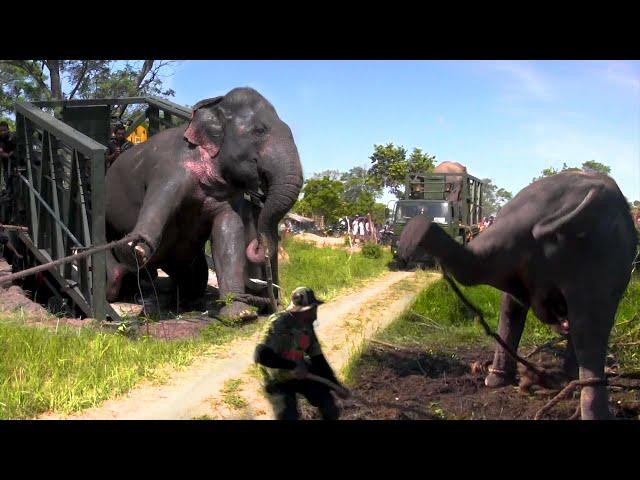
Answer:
[254,286,350,420]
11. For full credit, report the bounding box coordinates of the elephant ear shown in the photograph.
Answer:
[184,96,225,158]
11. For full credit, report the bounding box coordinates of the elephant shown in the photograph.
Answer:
[105,87,303,321]
[398,170,637,419]
[432,161,467,202]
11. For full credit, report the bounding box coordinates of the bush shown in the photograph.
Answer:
[361,242,382,259]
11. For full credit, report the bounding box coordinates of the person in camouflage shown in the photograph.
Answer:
[254,286,350,420]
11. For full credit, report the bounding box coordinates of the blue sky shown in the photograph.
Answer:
[163,60,640,204]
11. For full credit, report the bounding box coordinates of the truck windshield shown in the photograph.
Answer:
[394,202,451,224]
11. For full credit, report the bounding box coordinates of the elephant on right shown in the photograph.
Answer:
[398,170,637,420]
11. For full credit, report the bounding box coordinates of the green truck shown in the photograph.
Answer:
[390,169,484,268]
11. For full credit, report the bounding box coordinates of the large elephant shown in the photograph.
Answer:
[398,170,637,419]
[105,87,303,321]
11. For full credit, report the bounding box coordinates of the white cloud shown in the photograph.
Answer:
[489,61,553,102]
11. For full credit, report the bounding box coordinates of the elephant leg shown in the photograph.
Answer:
[211,206,257,322]
[485,292,529,388]
[129,176,188,265]
[163,251,209,310]
[106,248,130,302]
[568,297,615,420]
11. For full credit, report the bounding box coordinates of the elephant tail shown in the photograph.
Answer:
[532,186,601,240]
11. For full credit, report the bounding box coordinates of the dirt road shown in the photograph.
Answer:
[40,270,436,420]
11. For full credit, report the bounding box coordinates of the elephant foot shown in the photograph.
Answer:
[134,293,161,319]
[128,240,152,267]
[215,301,258,323]
[485,368,518,388]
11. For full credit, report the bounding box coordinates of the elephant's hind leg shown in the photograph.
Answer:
[485,293,529,388]
[568,296,616,420]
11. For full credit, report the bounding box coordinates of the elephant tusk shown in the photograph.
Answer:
[249,278,281,290]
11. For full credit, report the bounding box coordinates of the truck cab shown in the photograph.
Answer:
[390,170,484,268]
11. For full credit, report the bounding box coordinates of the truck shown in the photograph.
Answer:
[390,165,484,268]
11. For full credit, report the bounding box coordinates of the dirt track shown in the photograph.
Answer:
[39,270,435,420]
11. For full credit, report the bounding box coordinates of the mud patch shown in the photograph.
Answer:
[301,344,640,420]
[0,285,50,320]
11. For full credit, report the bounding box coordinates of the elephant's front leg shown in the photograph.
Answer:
[485,293,529,388]
[211,206,258,322]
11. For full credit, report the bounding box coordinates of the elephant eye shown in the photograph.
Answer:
[253,126,267,136]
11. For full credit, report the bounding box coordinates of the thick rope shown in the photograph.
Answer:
[0,234,141,285]
[440,268,546,378]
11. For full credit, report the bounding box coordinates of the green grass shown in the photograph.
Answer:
[220,378,247,410]
[0,317,204,419]
[0,236,393,419]
[279,237,393,302]
[346,276,640,381]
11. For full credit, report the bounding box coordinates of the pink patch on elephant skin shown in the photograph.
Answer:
[184,146,227,186]
[246,238,266,263]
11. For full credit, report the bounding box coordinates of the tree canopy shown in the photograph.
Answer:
[0,60,176,118]
[481,178,513,216]
[532,160,612,183]
[368,143,436,199]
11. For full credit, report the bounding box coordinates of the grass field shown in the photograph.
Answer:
[0,237,391,419]
[345,275,640,380]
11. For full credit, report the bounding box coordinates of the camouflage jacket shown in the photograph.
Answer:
[257,311,322,382]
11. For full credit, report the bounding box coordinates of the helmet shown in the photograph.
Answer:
[286,286,325,312]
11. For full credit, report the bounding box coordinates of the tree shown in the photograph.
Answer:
[482,178,513,216]
[294,176,346,225]
[368,143,436,199]
[310,170,342,181]
[581,160,611,175]
[0,60,176,118]
[532,161,611,183]
[340,166,382,204]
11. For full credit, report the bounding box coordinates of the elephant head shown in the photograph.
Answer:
[184,87,303,281]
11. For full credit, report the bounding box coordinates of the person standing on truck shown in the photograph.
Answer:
[106,124,133,168]
[254,286,350,420]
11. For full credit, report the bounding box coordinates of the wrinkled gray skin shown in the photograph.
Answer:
[398,171,637,420]
[105,87,303,320]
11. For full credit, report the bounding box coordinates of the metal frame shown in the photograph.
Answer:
[11,96,192,320]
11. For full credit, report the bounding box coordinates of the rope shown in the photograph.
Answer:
[441,268,546,378]
[533,378,607,420]
[0,234,141,285]
[306,373,437,419]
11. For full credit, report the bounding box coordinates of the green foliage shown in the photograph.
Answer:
[361,242,383,259]
[0,318,203,419]
[295,176,345,224]
[532,160,612,183]
[481,178,513,216]
[0,60,176,117]
[581,160,611,175]
[368,143,436,199]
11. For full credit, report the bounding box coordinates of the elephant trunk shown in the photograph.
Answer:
[399,216,490,286]
[256,126,304,286]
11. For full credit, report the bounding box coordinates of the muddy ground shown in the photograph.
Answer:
[300,343,640,420]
